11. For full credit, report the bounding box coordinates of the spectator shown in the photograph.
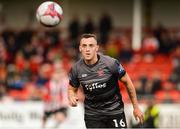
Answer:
[83,14,95,34]
[151,71,162,94]
[159,31,173,54]
[170,45,180,90]
[144,99,160,128]
[105,34,119,59]
[6,64,24,90]
[118,35,133,63]
[35,63,52,88]
[142,33,159,55]
[99,12,112,45]
[68,15,80,40]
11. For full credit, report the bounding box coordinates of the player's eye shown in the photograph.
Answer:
[82,44,87,48]
[89,44,94,47]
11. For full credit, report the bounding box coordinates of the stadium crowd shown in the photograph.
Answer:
[0,14,179,104]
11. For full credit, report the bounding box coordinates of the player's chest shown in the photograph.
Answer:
[77,65,111,83]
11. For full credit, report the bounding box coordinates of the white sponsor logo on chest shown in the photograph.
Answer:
[85,82,107,91]
[82,74,87,78]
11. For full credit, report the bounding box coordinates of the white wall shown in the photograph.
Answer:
[0,102,180,128]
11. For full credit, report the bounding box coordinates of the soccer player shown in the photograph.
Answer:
[42,63,69,128]
[68,34,144,128]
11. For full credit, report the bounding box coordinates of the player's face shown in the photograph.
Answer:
[79,37,99,61]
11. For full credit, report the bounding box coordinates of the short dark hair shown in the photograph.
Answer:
[80,33,97,41]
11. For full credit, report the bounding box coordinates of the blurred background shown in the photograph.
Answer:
[0,0,179,128]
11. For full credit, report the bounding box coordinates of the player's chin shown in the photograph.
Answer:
[84,55,92,60]
[84,57,92,61]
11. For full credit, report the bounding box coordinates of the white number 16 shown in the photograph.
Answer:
[113,119,126,127]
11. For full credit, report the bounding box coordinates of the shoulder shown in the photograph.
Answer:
[100,54,122,73]
[100,54,118,65]
[71,58,83,71]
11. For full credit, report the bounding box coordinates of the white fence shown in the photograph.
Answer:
[0,102,179,129]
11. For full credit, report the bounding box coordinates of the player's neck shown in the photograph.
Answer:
[84,54,99,65]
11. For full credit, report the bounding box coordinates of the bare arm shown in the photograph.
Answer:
[120,73,138,108]
[68,85,79,107]
[120,73,144,124]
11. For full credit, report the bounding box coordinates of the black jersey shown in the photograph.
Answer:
[69,54,126,119]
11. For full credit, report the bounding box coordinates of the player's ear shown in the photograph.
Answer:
[96,45,99,52]
[79,46,82,52]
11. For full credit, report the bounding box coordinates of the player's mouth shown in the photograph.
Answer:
[85,53,91,56]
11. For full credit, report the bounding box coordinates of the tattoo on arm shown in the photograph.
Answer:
[126,82,138,108]
[121,74,138,108]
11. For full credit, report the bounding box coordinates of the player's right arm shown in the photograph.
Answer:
[68,85,78,107]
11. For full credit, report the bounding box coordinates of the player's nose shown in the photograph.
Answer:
[86,47,90,51]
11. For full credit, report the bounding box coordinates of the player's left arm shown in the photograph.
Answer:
[120,73,144,124]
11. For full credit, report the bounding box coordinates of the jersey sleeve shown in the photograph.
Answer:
[68,65,80,88]
[113,59,126,79]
